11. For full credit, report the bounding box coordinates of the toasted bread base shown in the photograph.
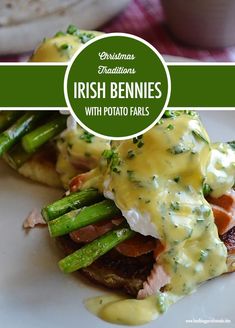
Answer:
[56,225,235,297]
[7,143,62,188]
[221,226,235,272]
[56,235,154,297]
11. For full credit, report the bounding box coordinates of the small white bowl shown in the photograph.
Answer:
[161,0,235,48]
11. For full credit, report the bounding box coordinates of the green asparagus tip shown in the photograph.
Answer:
[48,199,120,238]
[42,188,103,222]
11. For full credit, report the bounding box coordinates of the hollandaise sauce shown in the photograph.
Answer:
[95,113,235,325]
[85,293,183,325]
[56,127,109,188]
[32,29,235,325]
[29,27,107,188]
[30,28,101,62]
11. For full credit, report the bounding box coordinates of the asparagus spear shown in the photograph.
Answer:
[4,143,31,169]
[48,199,120,238]
[22,114,67,154]
[59,226,134,273]
[0,111,23,132]
[4,114,67,168]
[42,188,103,222]
[0,112,47,156]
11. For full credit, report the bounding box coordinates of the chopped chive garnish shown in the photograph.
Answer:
[127,150,135,159]
[79,131,94,143]
[170,201,180,211]
[60,43,70,50]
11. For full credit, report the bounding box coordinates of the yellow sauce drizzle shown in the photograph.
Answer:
[30,31,102,62]
[85,295,158,325]
[30,30,235,325]
[56,127,109,188]
[85,293,182,325]
[95,113,234,325]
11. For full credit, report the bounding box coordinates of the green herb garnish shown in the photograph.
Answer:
[199,249,209,263]
[127,150,135,159]
[103,149,121,174]
[156,292,168,314]
[169,143,190,155]
[192,130,209,144]
[203,183,212,196]
[79,131,94,143]
[167,124,174,130]
[163,110,197,119]
[170,201,180,211]
[67,25,79,35]
[55,31,66,37]
[133,135,144,148]
[60,43,70,50]
[126,170,143,187]
[79,33,95,44]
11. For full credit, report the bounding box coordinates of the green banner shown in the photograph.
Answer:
[168,65,235,107]
[0,65,66,107]
[0,64,234,108]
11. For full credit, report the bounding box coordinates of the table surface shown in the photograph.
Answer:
[1,0,235,62]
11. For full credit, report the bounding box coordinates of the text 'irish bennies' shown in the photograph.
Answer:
[73,82,162,99]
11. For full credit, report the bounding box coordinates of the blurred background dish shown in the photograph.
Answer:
[1,0,235,62]
[161,0,235,48]
[0,0,130,55]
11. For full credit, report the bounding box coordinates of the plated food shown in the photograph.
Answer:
[0,110,109,189]
[0,27,106,189]
[0,27,234,326]
[39,110,234,325]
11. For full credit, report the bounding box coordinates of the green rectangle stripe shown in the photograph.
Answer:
[168,65,235,107]
[0,64,235,107]
[0,65,66,107]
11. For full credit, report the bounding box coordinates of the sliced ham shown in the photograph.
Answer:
[210,205,234,235]
[136,240,169,299]
[207,190,235,272]
[70,217,160,258]
[207,190,235,235]
[137,263,170,299]
[69,217,123,243]
[207,190,235,212]
[116,235,157,258]
[23,208,46,229]
[70,173,88,192]
[154,241,166,258]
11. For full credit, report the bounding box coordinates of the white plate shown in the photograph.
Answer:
[0,0,130,55]
[0,111,234,328]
